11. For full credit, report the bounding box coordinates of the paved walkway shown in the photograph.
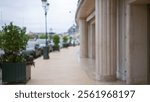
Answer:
[27,46,125,85]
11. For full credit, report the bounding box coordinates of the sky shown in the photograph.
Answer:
[0,0,78,33]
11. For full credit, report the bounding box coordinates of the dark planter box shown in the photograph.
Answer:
[43,46,49,59]
[1,62,31,84]
[53,45,60,51]
[63,43,69,48]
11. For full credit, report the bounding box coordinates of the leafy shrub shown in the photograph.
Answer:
[39,34,46,39]
[62,36,69,48]
[0,22,29,62]
[53,35,60,46]
[63,36,68,43]
[52,35,60,51]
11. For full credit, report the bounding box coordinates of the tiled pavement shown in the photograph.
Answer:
[27,46,125,85]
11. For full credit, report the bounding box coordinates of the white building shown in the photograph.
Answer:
[76,0,150,84]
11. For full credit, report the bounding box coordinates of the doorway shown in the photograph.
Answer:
[92,23,95,59]
[148,4,150,84]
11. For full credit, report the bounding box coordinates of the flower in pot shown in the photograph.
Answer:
[0,22,34,84]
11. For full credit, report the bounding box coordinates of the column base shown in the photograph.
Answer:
[80,54,88,58]
[127,78,148,85]
[96,74,117,82]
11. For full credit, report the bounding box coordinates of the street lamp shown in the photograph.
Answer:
[41,0,49,59]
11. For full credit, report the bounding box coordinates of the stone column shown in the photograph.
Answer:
[79,19,88,58]
[96,0,117,81]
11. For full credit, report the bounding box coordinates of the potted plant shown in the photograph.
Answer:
[52,35,60,51]
[0,22,34,84]
[69,36,72,46]
[63,35,69,48]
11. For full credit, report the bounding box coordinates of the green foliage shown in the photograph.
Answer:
[63,36,68,43]
[39,34,46,39]
[52,35,60,50]
[27,34,36,39]
[53,35,60,46]
[0,22,29,62]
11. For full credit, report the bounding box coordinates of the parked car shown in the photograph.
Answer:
[71,39,80,46]
[22,41,42,58]
[36,39,53,52]
[59,42,63,49]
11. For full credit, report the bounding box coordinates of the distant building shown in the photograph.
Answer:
[49,32,55,35]
[67,24,78,35]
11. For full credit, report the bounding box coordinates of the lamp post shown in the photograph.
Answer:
[41,0,49,59]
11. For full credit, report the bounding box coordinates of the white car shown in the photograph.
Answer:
[36,39,53,52]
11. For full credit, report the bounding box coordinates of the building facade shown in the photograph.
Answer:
[76,0,150,84]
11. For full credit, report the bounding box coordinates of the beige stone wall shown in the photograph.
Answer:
[126,4,148,84]
[148,5,150,84]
